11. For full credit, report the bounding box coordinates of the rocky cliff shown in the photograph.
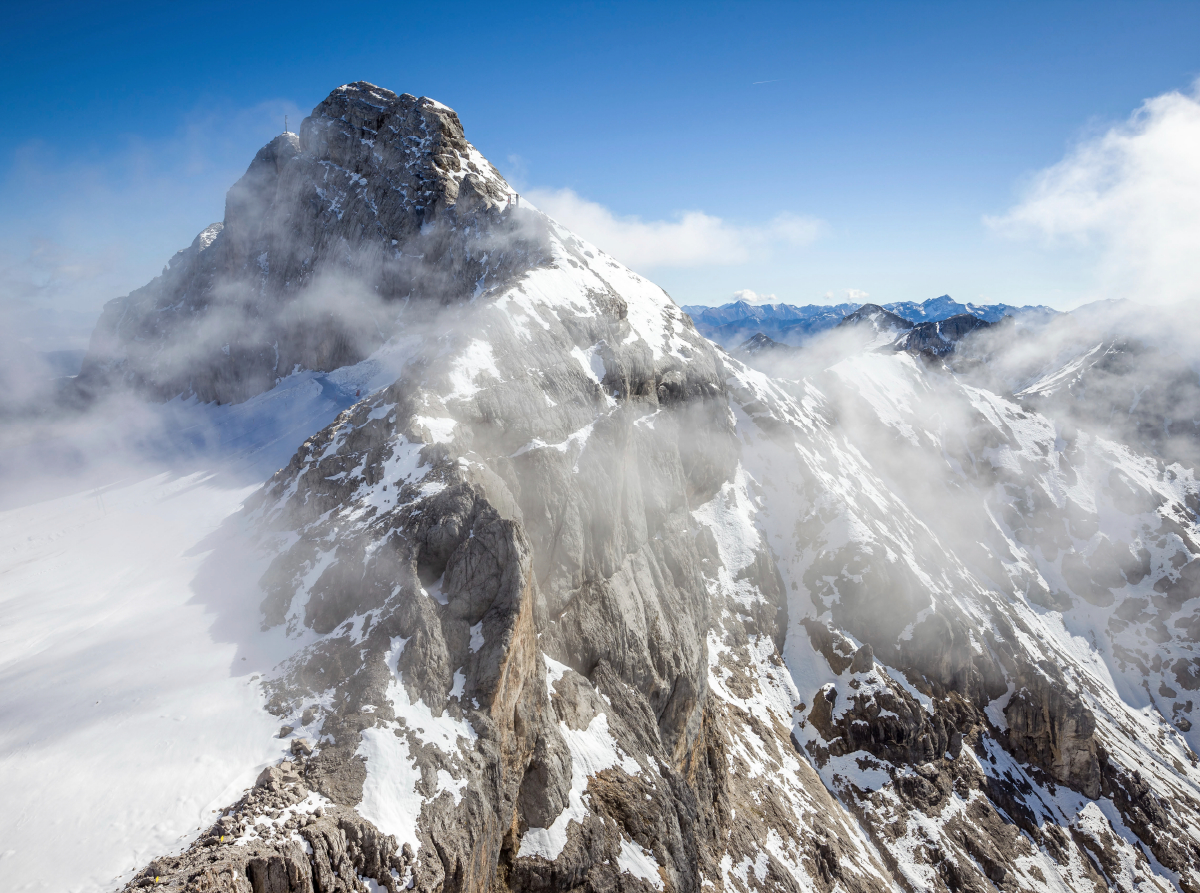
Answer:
[111,83,1200,893]
[76,83,526,405]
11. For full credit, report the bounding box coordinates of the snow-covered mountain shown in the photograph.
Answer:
[884,294,1057,325]
[684,295,1057,348]
[7,82,1200,893]
[681,301,859,348]
[730,306,999,377]
[834,304,997,358]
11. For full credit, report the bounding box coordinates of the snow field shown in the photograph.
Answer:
[0,473,285,893]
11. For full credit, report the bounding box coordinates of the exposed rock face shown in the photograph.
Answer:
[115,83,1200,893]
[836,302,913,336]
[1004,670,1103,799]
[77,83,528,405]
[902,312,994,357]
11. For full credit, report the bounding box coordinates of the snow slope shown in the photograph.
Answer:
[0,338,423,893]
[0,472,277,892]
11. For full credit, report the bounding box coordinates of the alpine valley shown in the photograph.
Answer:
[8,82,1200,893]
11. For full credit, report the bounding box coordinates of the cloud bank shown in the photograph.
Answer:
[840,288,870,301]
[525,188,822,271]
[990,81,1200,306]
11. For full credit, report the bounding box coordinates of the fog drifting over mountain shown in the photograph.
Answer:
[3,79,1200,893]
[992,78,1200,310]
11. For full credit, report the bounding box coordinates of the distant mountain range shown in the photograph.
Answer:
[682,294,1058,347]
[730,303,1001,367]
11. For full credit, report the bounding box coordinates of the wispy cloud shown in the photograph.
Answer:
[732,289,777,304]
[0,95,307,326]
[524,188,823,271]
[988,80,1200,306]
[820,289,869,302]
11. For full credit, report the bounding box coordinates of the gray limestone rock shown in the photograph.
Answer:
[75,82,533,406]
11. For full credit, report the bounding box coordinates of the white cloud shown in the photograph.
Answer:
[524,188,823,271]
[989,81,1200,306]
[823,289,869,303]
[732,289,778,304]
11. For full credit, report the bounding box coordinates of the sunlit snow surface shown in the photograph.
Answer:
[0,473,278,891]
[0,349,412,893]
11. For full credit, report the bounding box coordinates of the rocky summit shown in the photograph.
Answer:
[75,83,524,405]
[90,83,1200,893]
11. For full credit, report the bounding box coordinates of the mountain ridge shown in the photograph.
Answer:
[683,294,1057,348]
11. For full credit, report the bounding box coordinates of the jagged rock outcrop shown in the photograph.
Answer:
[1004,668,1103,799]
[902,312,994,357]
[127,756,407,893]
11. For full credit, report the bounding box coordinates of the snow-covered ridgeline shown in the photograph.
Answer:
[708,346,1200,889]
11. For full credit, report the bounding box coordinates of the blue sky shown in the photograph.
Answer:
[3,0,1200,346]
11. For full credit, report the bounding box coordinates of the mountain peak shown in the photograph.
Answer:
[75,81,528,405]
[838,303,913,332]
[303,81,509,213]
[333,79,402,104]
